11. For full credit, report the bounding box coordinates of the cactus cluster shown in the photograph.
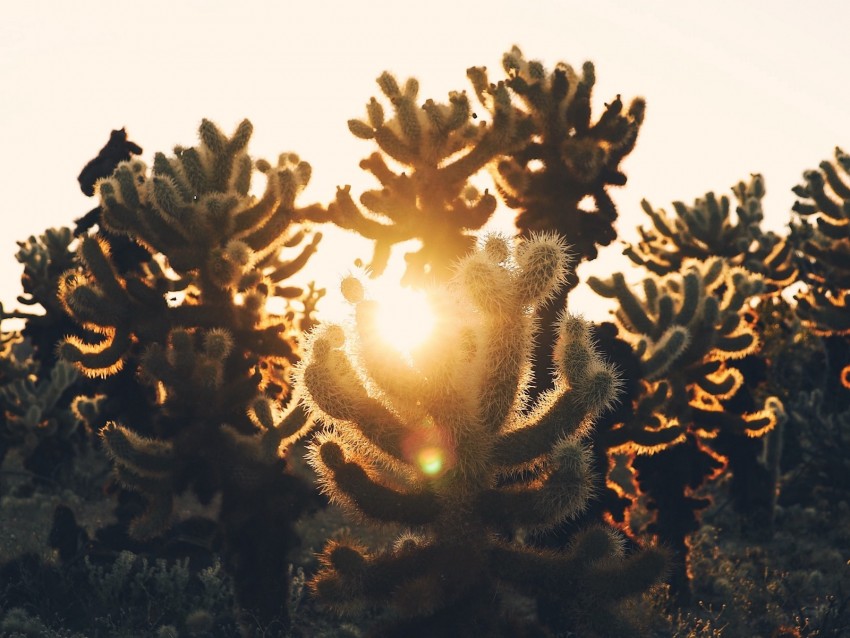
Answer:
[297,233,666,636]
[626,175,797,290]
[793,148,850,374]
[5,47,850,637]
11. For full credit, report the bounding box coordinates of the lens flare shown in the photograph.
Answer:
[416,446,444,476]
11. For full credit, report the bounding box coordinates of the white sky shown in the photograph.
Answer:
[2,1,849,320]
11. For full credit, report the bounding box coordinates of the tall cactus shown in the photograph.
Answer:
[588,258,784,599]
[55,119,322,626]
[297,233,666,637]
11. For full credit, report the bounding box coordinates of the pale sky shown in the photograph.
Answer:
[2,1,849,321]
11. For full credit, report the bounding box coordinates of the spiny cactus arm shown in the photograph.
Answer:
[796,288,850,334]
[475,438,594,529]
[587,273,655,336]
[265,232,322,282]
[194,118,254,191]
[59,326,132,377]
[493,390,588,467]
[328,184,401,240]
[100,421,174,475]
[113,463,174,540]
[101,422,175,539]
[639,326,690,381]
[797,168,847,222]
[693,364,744,399]
[581,544,669,600]
[249,390,315,452]
[604,381,685,452]
[489,525,661,595]
[712,324,759,358]
[308,437,441,526]
[609,418,685,454]
[494,313,620,467]
[298,325,411,462]
[802,240,850,276]
[692,398,783,438]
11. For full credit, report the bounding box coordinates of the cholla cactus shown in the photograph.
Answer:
[469,47,646,400]
[59,119,323,387]
[0,354,85,460]
[297,233,666,637]
[626,175,797,291]
[327,69,531,285]
[793,147,850,296]
[792,148,850,395]
[55,120,321,625]
[589,258,784,599]
[470,46,645,267]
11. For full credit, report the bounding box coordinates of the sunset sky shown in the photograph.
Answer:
[2,1,848,321]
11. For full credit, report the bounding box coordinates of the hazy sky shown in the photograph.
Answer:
[2,1,848,319]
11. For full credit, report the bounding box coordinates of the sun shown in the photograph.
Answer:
[369,278,436,359]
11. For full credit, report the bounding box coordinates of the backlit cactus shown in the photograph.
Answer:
[54,119,322,625]
[297,233,666,637]
[588,257,784,599]
[626,175,796,290]
[792,148,850,396]
[327,69,531,285]
[471,46,645,268]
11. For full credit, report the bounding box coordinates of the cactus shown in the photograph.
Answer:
[469,46,646,400]
[55,119,322,625]
[791,148,850,405]
[326,67,531,285]
[588,257,785,599]
[481,47,644,260]
[297,233,667,637]
[621,177,803,537]
[626,175,797,291]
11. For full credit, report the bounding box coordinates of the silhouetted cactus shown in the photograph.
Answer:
[626,175,797,291]
[298,233,667,637]
[622,176,799,532]
[55,119,323,626]
[588,257,784,599]
[792,148,850,400]
[788,148,850,503]
[327,67,531,285]
[474,46,644,267]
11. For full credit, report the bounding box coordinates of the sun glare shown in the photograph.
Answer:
[370,280,436,358]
